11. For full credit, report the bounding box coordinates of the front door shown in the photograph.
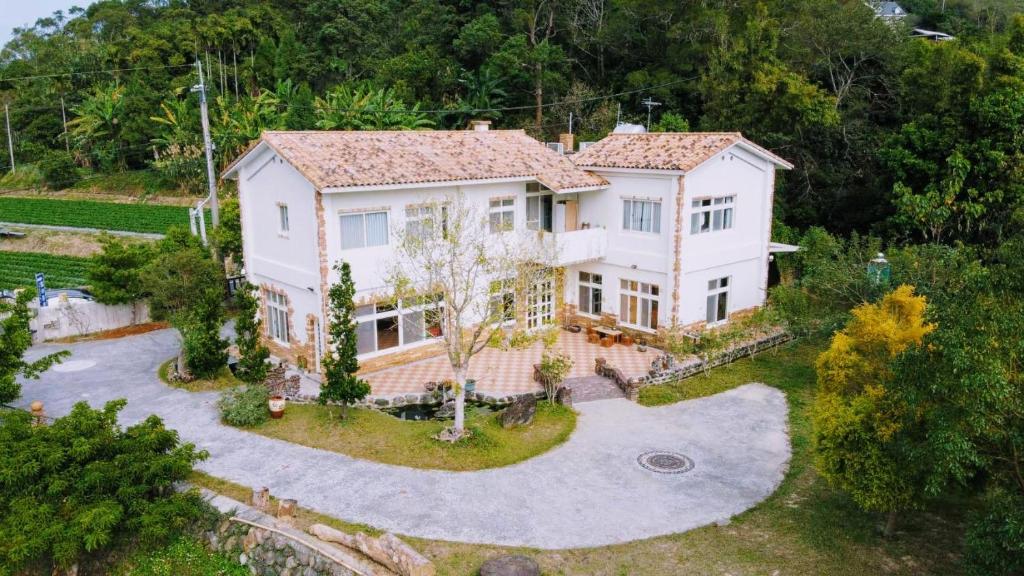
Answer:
[527,276,554,330]
[564,200,578,231]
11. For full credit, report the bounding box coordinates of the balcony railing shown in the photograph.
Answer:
[539,227,607,267]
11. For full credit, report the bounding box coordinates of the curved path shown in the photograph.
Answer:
[19,329,790,549]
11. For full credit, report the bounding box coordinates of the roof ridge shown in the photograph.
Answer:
[606,131,742,137]
[262,129,527,135]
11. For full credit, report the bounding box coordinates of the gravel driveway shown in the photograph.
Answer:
[18,329,790,549]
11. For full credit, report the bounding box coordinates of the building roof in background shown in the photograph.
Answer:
[873,1,906,18]
[571,132,793,172]
[224,130,608,193]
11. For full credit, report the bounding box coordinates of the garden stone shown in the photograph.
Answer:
[374,398,390,407]
[500,395,536,429]
[555,386,572,407]
[239,553,248,565]
[405,394,419,404]
[479,555,541,576]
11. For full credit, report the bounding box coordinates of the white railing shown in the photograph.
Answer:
[542,227,607,266]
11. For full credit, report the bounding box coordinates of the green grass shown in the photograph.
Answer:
[197,340,968,575]
[158,359,243,393]
[0,250,90,289]
[240,401,576,471]
[0,165,44,190]
[70,169,183,196]
[0,196,196,233]
[110,536,247,576]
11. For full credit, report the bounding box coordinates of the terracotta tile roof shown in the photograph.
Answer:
[571,132,793,171]
[226,130,607,192]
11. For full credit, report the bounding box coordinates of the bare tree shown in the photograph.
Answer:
[387,192,555,440]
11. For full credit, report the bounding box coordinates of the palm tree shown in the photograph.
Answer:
[457,68,508,121]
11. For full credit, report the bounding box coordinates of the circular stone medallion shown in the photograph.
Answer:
[637,450,695,474]
[52,360,97,373]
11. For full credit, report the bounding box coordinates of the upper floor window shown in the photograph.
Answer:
[691,196,734,235]
[578,271,602,316]
[278,204,289,235]
[620,279,659,330]
[706,276,730,325]
[622,199,661,234]
[266,290,289,343]
[489,198,515,233]
[340,210,388,250]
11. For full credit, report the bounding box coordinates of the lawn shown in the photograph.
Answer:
[0,196,198,233]
[240,401,576,471]
[158,359,243,393]
[0,250,90,289]
[196,339,967,576]
[109,536,247,576]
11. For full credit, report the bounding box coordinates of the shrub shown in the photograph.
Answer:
[0,400,207,573]
[88,234,154,306]
[180,314,230,379]
[38,150,80,190]
[963,489,1024,576]
[234,283,269,385]
[218,385,270,427]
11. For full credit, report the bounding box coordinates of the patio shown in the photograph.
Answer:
[362,329,663,398]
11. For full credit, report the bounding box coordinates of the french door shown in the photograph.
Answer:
[527,277,554,330]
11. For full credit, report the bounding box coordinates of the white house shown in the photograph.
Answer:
[223,125,791,371]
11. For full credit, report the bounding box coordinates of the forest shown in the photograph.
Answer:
[0,0,1022,247]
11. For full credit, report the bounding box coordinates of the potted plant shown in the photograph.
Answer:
[268,395,286,419]
[636,338,648,352]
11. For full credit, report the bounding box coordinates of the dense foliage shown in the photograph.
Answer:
[38,150,80,190]
[319,262,369,417]
[1,0,1023,244]
[111,536,247,576]
[0,399,207,573]
[0,290,68,404]
[233,282,269,385]
[218,384,269,427]
[0,251,89,290]
[87,235,154,305]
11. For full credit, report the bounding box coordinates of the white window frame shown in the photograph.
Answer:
[706,276,730,326]
[578,271,603,317]
[526,275,554,330]
[277,203,289,236]
[266,291,289,343]
[489,198,515,233]
[354,296,444,357]
[619,279,659,331]
[340,210,389,250]
[690,196,735,235]
[488,278,516,325]
[622,199,662,234]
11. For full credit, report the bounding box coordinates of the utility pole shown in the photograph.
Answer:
[60,96,70,153]
[616,103,621,126]
[4,104,14,174]
[192,58,219,226]
[568,112,573,134]
[642,97,662,131]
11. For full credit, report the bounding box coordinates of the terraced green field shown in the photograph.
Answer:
[0,197,195,233]
[0,251,90,289]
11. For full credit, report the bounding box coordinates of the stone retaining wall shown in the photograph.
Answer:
[294,388,547,411]
[597,330,793,400]
[199,490,387,576]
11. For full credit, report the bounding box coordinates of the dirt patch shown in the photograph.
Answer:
[0,189,198,207]
[0,226,155,257]
[50,322,169,343]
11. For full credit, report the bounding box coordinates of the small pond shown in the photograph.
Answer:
[385,401,495,421]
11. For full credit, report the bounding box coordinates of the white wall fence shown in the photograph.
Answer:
[29,299,150,343]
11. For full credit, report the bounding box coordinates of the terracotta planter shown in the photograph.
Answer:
[269,396,286,419]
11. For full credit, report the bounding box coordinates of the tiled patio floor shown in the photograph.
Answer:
[363,330,662,397]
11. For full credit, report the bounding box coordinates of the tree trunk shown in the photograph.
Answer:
[883,510,898,537]
[534,63,543,135]
[453,367,467,434]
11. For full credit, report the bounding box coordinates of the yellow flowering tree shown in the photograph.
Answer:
[813,285,934,536]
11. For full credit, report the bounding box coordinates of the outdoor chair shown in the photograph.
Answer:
[600,336,614,348]
[587,332,601,345]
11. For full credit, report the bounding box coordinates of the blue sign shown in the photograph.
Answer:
[35,272,47,307]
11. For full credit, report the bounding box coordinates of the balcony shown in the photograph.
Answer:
[540,227,607,267]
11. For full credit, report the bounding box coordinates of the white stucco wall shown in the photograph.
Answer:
[676,144,775,325]
[237,147,322,349]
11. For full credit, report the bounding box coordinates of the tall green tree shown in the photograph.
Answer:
[234,282,269,385]
[319,262,369,418]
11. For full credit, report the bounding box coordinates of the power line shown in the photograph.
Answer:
[0,63,194,83]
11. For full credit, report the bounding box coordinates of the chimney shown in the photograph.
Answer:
[469,120,492,132]
[559,133,574,154]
